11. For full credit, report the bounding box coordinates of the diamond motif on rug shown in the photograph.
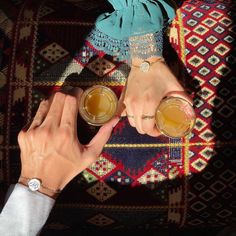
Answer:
[190,201,207,212]
[187,35,203,46]
[88,155,116,178]
[183,5,196,12]
[86,181,116,202]
[209,10,223,19]
[86,57,115,77]
[188,55,204,67]
[38,6,54,18]
[224,35,234,45]
[218,105,234,118]
[209,77,220,86]
[206,35,218,44]
[202,171,214,180]
[199,189,216,201]
[227,96,236,108]
[217,209,232,218]
[191,158,208,172]
[39,42,69,63]
[210,181,227,193]
[202,18,217,27]
[137,168,166,185]
[197,87,214,100]
[87,214,114,227]
[214,25,225,34]
[220,170,236,182]
[193,11,204,19]
[219,16,232,26]
[197,45,209,55]
[199,129,216,142]
[200,147,216,160]
[208,95,224,108]
[186,18,198,27]
[188,219,204,226]
[193,24,209,35]
[198,66,211,76]
[207,55,221,66]
[194,98,205,108]
[194,118,208,132]
[214,43,230,56]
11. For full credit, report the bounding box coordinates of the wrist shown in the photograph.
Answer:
[131,57,165,73]
[18,176,61,199]
[131,56,164,65]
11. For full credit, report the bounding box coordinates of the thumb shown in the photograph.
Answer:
[85,116,120,157]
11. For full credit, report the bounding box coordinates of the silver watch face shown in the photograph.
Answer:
[28,178,41,191]
[140,61,150,73]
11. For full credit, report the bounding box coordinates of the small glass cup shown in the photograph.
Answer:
[155,96,196,138]
[79,85,118,126]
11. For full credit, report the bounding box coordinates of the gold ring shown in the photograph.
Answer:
[141,115,155,120]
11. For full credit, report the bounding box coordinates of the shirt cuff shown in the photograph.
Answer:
[86,0,176,61]
[0,184,55,236]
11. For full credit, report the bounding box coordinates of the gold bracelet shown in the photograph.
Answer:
[19,176,61,195]
[131,57,165,73]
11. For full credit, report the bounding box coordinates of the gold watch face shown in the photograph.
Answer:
[155,97,196,138]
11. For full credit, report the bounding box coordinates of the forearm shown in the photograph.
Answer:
[0,184,55,236]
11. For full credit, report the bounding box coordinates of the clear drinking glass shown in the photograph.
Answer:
[79,85,118,126]
[155,96,196,138]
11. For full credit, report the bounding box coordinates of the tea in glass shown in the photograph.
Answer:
[155,97,196,138]
[79,85,118,126]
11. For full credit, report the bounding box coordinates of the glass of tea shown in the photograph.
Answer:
[155,96,196,138]
[79,85,118,126]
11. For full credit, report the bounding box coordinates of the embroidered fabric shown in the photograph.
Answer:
[129,29,163,60]
[86,27,164,62]
[86,0,175,62]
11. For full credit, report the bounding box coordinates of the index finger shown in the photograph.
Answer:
[60,88,83,134]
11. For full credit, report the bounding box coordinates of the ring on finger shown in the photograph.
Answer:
[141,115,155,120]
[127,114,135,118]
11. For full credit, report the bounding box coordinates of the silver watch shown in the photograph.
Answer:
[28,178,41,192]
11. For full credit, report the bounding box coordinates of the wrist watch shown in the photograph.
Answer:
[27,178,41,191]
[131,57,165,73]
[18,176,61,196]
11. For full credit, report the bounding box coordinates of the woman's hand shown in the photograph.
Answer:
[123,58,186,136]
[18,88,119,198]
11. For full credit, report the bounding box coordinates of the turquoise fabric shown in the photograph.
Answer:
[86,0,176,61]
[97,0,176,39]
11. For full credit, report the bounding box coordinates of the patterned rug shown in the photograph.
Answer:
[0,0,235,233]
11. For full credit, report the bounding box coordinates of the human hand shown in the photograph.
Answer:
[123,58,188,136]
[18,88,119,198]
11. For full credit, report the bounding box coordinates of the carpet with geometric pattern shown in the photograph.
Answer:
[0,0,235,234]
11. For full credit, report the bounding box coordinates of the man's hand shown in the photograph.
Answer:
[18,88,119,198]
